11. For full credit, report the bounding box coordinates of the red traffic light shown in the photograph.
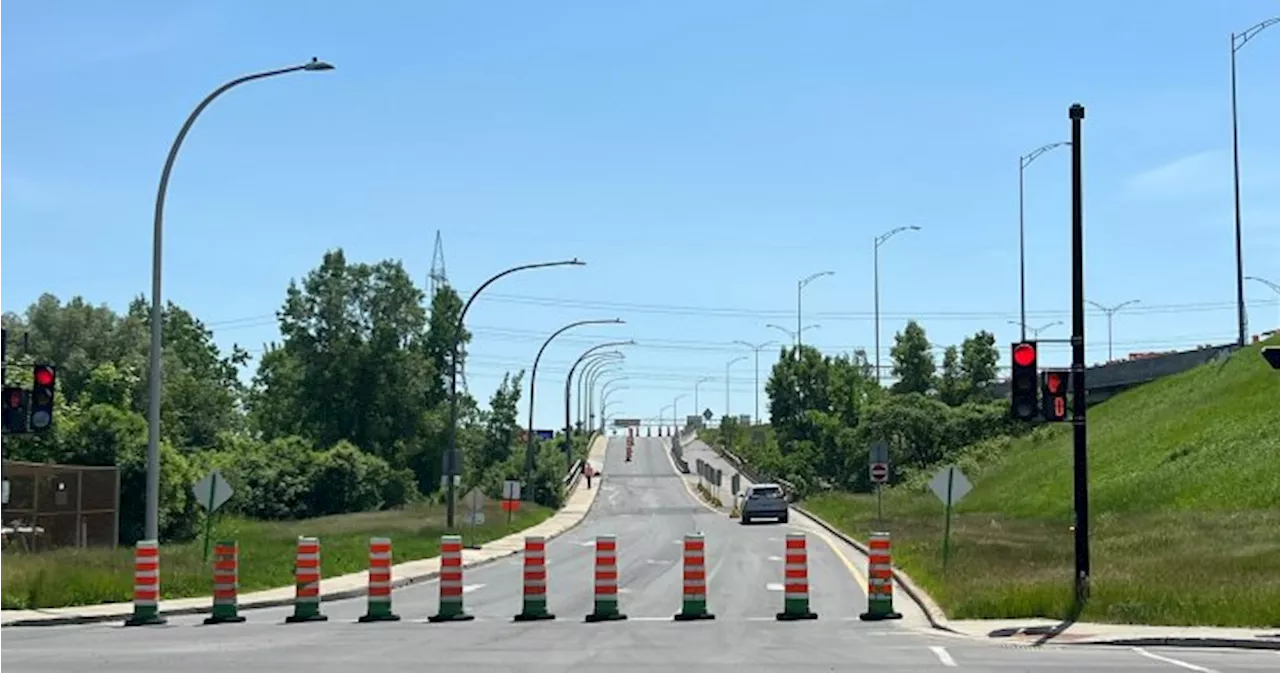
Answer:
[1013,343,1037,368]
[34,365,55,387]
[6,390,22,408]
[1045,372,1063,394]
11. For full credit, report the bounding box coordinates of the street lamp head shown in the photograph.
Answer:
[303,58,335,71]
[908,225,922,231]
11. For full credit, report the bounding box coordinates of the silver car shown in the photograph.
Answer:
[740,483,788,524]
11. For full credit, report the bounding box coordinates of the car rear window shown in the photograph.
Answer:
[751,486,782,499]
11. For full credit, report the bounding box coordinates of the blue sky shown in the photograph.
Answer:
[4,1,1278,432]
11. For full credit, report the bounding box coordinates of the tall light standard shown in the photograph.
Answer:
[1018,142,1071,341]
[525,319,622,481]
[766,323,820,348]
[599,377,629,422]
[734,340,778,424]
[1246,276,1280,328]
[145,58,334,541]
[565,341,635,462]
[873,226,921,385]
[797,272,835,360]
[693,376,711,419]
[673,393,688,431]
[1231,19,1280,346]
[586,357,624,428]
[1007,319,1064,339]
[659,404,674,430]
[725,355,747,423]
[580,353,623,429]
[446,259,585,527]
[1086,299,1140,362]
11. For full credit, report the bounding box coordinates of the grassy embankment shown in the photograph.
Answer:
[2,500,551,610]
[805,336,1280,627]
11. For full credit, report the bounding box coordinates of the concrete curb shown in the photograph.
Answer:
[3,437,609,629]
[1065,637,1280,651]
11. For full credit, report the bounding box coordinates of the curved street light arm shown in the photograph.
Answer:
[563,340,635,458]
[1020,141,1071,169]
[1246,276,1280,295]
[800,270,836,288]
[875,225,922,248]
[585,357,624,424]
[1234,18,1280,51]
[146,57,334,540]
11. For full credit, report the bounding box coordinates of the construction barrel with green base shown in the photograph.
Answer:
[673,532,714,621]
[429,534,475,622]
[359,537,400,622]
[776,532,818,620]
[285,536,328,623]
[585,534,627,622]
[205,540,246,624]
[859,532,903,620]
[513,535,555,621]
[124,540,166,626]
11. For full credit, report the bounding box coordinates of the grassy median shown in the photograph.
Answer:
[2,500,551,610]
[805,337,1280,628]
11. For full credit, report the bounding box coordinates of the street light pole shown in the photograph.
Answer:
[525,319,622,483]
[693,376,711,419]
[586,358,623,429]
[1231,18,1279,347]
[145,58,334,541]
[767,323,818,347]
[1019,143,1070,342]
[564,341,634,463]
[725,355,747,423]
[579,355,619,429]
[447,258,585,528]
[673,394,688,432]
[797,272,834,361]
[734,340,777,424]
[873,226,921,385]
[1086,299,1140,362]
[1007,319,1064,339]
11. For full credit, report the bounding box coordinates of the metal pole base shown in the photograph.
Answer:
[358,613,402,623]
[584,612,628,623]
[858,611,903,621]
[202,615,246,625]
[513,612,557,622]
[428,612,476,623]
[775,611,818,621]
[673,612,716,621]
[284,613,329,624]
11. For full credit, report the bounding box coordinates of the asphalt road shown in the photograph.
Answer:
[4,436,1277,672]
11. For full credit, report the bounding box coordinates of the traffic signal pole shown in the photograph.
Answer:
[1069,103,1091,604]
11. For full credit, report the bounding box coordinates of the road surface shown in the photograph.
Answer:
[4,437,1276,672]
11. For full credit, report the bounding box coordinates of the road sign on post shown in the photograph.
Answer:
[928,466,972,573]
[869,463,889,483]
[869,439,891,525]
[192,470,235,561]
[702,408,713,421]
[462,488,486,549]
[502,480,521,523]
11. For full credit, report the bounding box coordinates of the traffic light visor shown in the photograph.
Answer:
[34,366,55,387]
[1013,343,1036,367]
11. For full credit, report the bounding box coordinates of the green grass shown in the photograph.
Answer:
[804,336,1280,628]
[1,500,552,610]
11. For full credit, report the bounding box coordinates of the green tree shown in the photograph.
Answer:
[937,345,966,406]
[889,320,936,395]
[960,330,1000,400]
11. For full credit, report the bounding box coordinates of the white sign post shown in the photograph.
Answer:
[462,488,486,549]
[928,465,972,572]
[192,469,235,561]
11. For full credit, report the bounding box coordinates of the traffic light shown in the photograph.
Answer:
[3,386,28,434]
[1041,369,1069,422]
[1010,341,1039,421]
[29,364,56,432]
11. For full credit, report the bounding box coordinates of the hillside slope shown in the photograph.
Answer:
[804,335,1280,627]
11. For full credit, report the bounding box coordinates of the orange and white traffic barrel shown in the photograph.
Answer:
[673,532,714,620]
[359,537,400,622]
[585,534,626,621]
[429,534,474,622]
[513,535,555,621]
[123,539,165,626]
[204,540,246,624]
[776,532,818,620]
[285,536,327,623]
[859,532,902,620]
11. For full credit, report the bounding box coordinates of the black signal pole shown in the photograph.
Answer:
[1069,103,1090,603]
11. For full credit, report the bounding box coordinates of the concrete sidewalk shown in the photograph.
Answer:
[1,435,611,628]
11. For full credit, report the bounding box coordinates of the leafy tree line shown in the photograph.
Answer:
[2,249,568,544]
[702,321,1023,497]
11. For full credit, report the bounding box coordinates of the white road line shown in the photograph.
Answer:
[1131,648,1218,673]
[462,583,485,594]
[767,555,783,561]
[765,583,785,591]
[928,646,957,667]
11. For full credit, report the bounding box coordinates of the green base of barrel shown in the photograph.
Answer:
[858,611,902,621]
[284,613,329,623]
[203,614,246,625]
[584,612,628,622]
[428,612,475,623]
[673,611,716,621]
[123,614,167,627]
[775,611,818,621]
[513,611,556,622]
[358,614,401,624]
